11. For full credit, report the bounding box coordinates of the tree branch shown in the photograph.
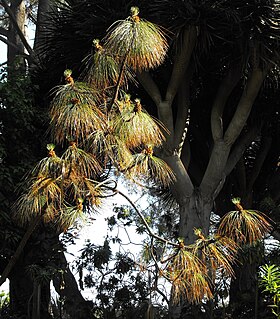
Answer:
[200,141,231,198]
[0,34,31,62]
[164,154,194,200]
[113,188,179,248]
[1,0,34,56]
[173,65,193,156]
[165,26,197,104]
[211,65,242,141]
[0,26,8,37]
[224,68,267,145]
[136,70,162,105]
[34,0,51,50]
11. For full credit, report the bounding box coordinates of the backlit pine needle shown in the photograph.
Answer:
[128,145,175,187]
[217,198,272,245]
[58,198,87,232]
[61,142,101,178]
[50,70,105,145]
[166,246,212,304]
[103,7,168,71]
[82,39,133,89]
[115,98,166,148]
[191,228,239,278]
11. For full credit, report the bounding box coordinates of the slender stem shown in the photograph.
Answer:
[103,185,179,248]
[107,54,128,112]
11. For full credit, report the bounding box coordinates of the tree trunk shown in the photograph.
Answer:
[7,0,26,68]
[169,190,214,319]
[34,0,52,51]
[229,262,259,318]
[52,251,93,319]
[179,190,213,244]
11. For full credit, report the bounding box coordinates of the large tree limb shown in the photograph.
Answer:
[34,0,51,50]
[224,68,267,145]
[211,65,242,141]
[157,100,175,145]
[173,65,193,155]
[200,140,231,197]
[164,154,194,201]
[165,26,197,104]
[136,70,162,105]
[1,0,34,56]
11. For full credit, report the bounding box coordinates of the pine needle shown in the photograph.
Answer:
[50,77,105,145]
[217,198,272,245]
[104,7,168,71]
[128,146,176,187]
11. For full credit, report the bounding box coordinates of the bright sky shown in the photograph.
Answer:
[0,42,7,64]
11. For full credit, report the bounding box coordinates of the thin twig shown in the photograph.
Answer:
[102,184,179,248]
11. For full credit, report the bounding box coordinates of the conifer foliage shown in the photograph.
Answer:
[15,7,172,232]
[13,6,273,305]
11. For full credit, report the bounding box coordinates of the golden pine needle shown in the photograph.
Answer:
[14,176,62,225]
[82,39,134,89]
[191,229,239,278]
[114,98,166,148]
[127,146,175,187]
[217,198,272,245]
[166,248,213,304]
[50,75,105,145]
[61,142,101,178]
[103,7,168,71]
[58,201,86,232]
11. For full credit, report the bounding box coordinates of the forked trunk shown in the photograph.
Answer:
[169,191,214,319]
[178,190,213,244]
